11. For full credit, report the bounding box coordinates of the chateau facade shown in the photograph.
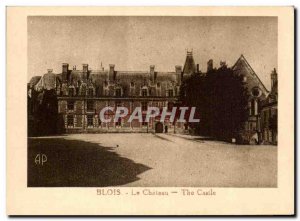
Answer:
[28,51,277,144]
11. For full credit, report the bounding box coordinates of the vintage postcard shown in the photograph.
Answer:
[7,7,294,215]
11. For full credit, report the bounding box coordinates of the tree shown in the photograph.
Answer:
[179,66,249,141]
[206,66,249,140]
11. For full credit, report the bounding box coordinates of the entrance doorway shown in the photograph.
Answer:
[155,122,163,133]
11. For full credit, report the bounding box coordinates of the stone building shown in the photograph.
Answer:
[29,52,201,134]
[260,68,278,144]
[56,62,185,133]
[28,51,275,141]
[231,55,269,144]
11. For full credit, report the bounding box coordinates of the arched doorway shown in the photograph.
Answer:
[155,122,163,133]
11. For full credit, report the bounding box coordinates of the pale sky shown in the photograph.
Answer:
[28,16,277,89]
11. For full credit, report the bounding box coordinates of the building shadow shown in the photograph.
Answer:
[28,138,151,187]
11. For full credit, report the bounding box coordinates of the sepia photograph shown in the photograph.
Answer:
[27,16,278,188]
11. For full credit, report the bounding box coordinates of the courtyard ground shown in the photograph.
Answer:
[28,133,277,187]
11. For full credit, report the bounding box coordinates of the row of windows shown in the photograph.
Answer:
[66,115,148,127]
[67,100,95,111]
[130,82,161,88]
[67,87,94,97]
[66,101,171,112]
[65,87,175,97]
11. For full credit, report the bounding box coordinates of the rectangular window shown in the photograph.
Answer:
[142,89,147,96]
[141,102,148,111]
[142,115,148,126]
[88,88,93,96]
[116,118,122,127]
[116,88,122,97]
[87,115,93,127]
[251,100,255,116]
[68,88,75,96]
[168,89,174,97]
[87,100,94,111]
[81,86,86,96]
[115,101,122,107]
[264,111,267,125]
[167,102,174,111]
[67,101,74,110]
[67,115,74,127]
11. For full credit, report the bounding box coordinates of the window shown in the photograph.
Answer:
[157,82,161,87]
[115,101,122,107]
[67,115,74,127]
[81,86,86,96]
[87,100,94,111]
[167,102,174,111]
[88,88,93,96]
[116,88,122,97]
[116,118,122,127]
[141,102,148,111]
[67,101,74,110]
[142,115,148,126]
[250,100,255,116]
[250,99,258,116]
[168,89,174,97]
[104,89,109,96]
[87,115,93,127]
[264,111,267,125]
[251,87,261,98]
[68,88,75,96]
[130,82,135,87]
[142,89,148,97]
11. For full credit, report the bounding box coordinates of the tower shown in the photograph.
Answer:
[183,50,196,75]
[271,68,278,89]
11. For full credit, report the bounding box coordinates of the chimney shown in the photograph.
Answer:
[109,64,116,81]
[62,63,69,73]
[47,69,53,74]
[207,59,213,72]
[82,64,89,80]
[83,64,88,73]
[175,65,182,84]
[220,61,227,68]
[62,63,69,81]
[150,65,156,82]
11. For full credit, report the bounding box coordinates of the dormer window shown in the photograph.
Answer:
[142,89,148,97]
[116,88,122,97]
[88,88,93,96]
[80,85,86,96]
[68,88,75,96]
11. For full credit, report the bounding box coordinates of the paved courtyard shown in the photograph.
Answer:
[28,133,277,187]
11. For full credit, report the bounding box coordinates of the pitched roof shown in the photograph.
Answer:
[183,51,196,74]
[232,54,269,94]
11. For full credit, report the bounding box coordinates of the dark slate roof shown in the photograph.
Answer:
[183,51,196,74]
